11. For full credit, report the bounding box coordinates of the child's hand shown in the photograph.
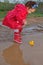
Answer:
[22,19,27,28]
[23,19,27,25]
[24,21,27,25]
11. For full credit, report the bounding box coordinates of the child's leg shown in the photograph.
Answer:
[14,28,22,44]
[19,27,23,33]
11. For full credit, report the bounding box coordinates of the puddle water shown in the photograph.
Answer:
[20,25,43,65]
[3,43,29,65]
[1,23,43,65]
[0,22,43,41]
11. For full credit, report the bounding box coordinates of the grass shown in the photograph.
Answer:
[0,11,8,21]
[0,9,43,20]
[0,11,7,18]
[0,10,43,19]
[28,11,43,18]
[0,2,43,21]
[0,2,14,11]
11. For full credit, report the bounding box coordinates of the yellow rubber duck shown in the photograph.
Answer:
[29,40,34,46]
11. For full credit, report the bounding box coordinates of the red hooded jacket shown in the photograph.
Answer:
[3,4,28,29]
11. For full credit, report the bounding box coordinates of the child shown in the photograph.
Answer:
[2,1,38,44]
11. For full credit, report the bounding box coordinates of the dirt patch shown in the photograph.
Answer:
[27,17,43,25]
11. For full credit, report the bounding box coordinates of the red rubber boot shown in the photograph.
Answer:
[14,32,22,44]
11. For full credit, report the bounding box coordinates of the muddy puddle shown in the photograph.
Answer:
[0,22,43,65]
[3,43,29,65]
